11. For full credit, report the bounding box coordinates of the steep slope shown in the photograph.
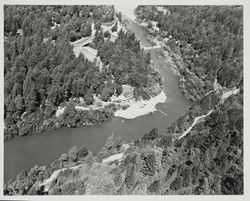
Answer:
[4,5,243,195]
[4,84,243,195]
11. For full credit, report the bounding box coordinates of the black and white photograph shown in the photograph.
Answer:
[1,0,248,199]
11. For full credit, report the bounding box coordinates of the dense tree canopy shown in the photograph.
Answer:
[4,5,243,196]
[135,5,243,90]
[4,5,161,140]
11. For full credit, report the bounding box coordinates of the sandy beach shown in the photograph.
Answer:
[114,90,167,119]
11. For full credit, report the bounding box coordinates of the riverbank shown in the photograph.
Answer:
[114,90,166,119]
[122,11,201,102]
[4,17,164,142]
[155,46,209,102]
[57,84,167,120]
[5,82,242,194]
[4,135,132,195]
[4,6,192,182]
[4,103,114,141]
[133,16,210,102]
[128,5,212,103]
[4,5,243,195]
[4,81,165,142]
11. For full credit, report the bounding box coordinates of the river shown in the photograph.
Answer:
[4,7,192,181]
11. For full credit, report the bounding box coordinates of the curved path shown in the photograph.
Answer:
[4,8,192,181]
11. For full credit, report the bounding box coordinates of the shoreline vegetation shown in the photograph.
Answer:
[5,85,243,195]
[116,6,207,102]
[134,5,242,103]
[4,5,243,195]
[133,14,208,102]
[114,90,166,119]
[4,5,163,141]
[55,83,166,121]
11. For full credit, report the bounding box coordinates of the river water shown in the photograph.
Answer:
[4,9,192,181]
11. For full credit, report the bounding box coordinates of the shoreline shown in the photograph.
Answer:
[114,90,167,119]
[4,86,166,141]
[4,8,167,141]
[133,16,206,102]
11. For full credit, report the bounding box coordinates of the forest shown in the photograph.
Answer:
[4,5,160,140]
[4,5,243,195]
[135,5,243,100]
[4,88,243,195]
